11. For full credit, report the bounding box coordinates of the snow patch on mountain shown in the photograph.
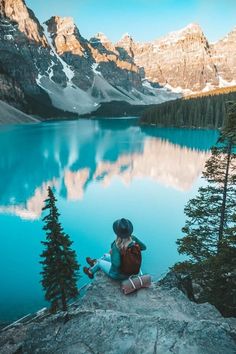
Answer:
[42,23,74,82]
[37,76,96,114]
[164,83,193,95]
[91,63,101,76]
[46,60,55,80]
[35,24,98,115]
[219,76,236,87]
[135,87,180,104]
[88,74,135,103]
[202,82,216,92]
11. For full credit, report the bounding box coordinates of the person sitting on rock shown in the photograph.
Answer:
[83,218,146,280]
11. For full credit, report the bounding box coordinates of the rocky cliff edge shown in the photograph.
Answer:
[0,272,235,354]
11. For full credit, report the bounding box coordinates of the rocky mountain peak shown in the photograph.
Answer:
[46,16,75,37]
[222,26,236,42]
[0,0,47,45]
[45,15,87,56]
[92,32,111,44]
[90,32,118,58]
[121,32,133,41]
[130,22,217,91]
[173,22,204,37]
[117,33,134,46]
[154,22,206,47]
[211,26,236,84]
[182,22,203,33]
[211,26,236,49]
[116,33,135,61]
[180,23,206,39]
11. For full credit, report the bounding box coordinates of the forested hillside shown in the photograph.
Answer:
[140,87,236,128]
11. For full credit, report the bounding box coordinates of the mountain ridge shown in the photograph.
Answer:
[0,0,235,120]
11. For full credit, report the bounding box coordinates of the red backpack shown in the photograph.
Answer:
[120,243,142,275]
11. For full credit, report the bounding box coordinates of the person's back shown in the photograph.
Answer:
[83,218,146,280]
[110,234,146,278]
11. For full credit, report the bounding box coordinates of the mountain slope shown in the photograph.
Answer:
[0,100,39,124]
[0,4,70,116]
[0,0,179,118]
[0,0,235,119]
[43,16,179,109]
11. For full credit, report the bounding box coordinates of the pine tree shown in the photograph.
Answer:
[40,187,80,312]
[174,101,236,316]
[177,101,236,258]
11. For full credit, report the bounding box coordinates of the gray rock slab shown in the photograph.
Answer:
[0,272,235,354]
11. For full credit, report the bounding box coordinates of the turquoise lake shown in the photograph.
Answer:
[0,118,219,323]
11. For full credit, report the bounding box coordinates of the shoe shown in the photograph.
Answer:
[83,267,94,279]
[86,257,96,267]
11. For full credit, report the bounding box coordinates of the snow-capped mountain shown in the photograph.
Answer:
[0,0,235,118]
[124,23,236,93]
[211,27,236,86]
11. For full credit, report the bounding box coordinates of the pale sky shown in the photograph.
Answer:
[27,0,236,43]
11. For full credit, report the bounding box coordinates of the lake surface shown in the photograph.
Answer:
[0,118,218,323]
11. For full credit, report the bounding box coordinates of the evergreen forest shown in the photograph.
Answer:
[140,87,236,128]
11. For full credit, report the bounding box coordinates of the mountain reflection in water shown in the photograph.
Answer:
[0,119,217,220]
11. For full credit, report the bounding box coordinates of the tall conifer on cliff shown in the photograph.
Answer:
[177,102,236,260]
[40,187,80,312]
[175,101,236,316]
